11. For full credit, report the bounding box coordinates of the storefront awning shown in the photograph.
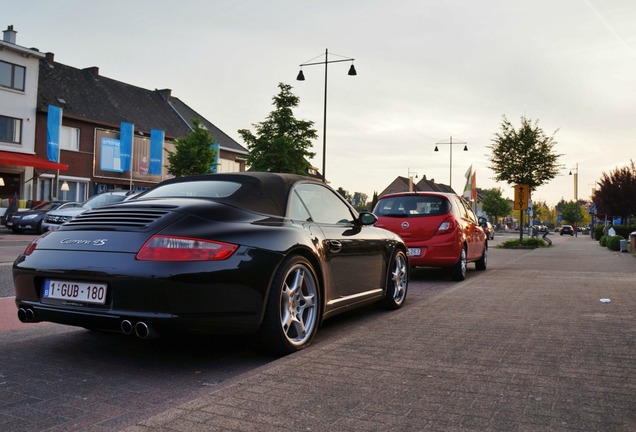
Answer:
[0,151,68,171]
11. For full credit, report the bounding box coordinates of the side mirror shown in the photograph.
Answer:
[357,211,378,226]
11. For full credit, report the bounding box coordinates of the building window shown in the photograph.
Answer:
[38,177,89,202]
[0,60,26,91]
[60,126,80,151]
[0,115,22,144]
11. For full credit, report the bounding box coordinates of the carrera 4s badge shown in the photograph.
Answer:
[61,238,108,246]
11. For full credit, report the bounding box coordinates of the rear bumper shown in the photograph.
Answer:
[407,240,461,267]
[15,300,260,335]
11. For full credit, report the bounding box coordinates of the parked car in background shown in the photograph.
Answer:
[13,173,409,355]
[5,201,81,234]
[373,191,487,281]
[42,190,138,231]
[560,225,574,236]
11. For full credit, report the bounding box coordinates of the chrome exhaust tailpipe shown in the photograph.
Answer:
[121,320,133,335]
[17,308,37,323]
[134,321,157,339]
[17,308,28,323]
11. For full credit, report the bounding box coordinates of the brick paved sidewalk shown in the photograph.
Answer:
[124,237,635,431]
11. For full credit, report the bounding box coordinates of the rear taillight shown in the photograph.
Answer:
[23,232,51,256]
[435,217,458,236]
[136,235,238,261]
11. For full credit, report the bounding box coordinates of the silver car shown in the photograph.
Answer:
[42,190,138,231]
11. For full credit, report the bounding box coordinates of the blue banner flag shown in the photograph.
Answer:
[210,142,220,173]
[46,105,63,162]
[120,122,134,172]
[149,129,164,175]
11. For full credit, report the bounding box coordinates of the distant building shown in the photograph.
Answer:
[0,25,57,203]
[0,25,247,204]
[379,175,454,197]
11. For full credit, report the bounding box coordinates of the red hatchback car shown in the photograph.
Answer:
[373,192,487,280]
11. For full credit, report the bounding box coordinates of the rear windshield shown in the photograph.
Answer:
[140,181,241,199]
[374,195,451,217]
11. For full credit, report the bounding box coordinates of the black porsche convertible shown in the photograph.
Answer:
[13,172,408,354]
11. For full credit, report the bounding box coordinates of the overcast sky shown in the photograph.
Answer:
[6,0,636,205]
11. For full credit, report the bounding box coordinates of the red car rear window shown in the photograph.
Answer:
[374,195,451,217]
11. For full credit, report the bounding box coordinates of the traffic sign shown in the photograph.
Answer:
[514,184,529,210]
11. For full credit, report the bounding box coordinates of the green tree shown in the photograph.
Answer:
[369,191,379,212]
[166,118,217,177]
[336,187,351,201]
[335,187,368,211]
[533,201,550,223]
[561,201,585,226]
[481,188,512,225]
[239,83,317,175]
[593,160,636,223]
[351,192,368,210]
[488,115,562,238]
[488,115,562,190]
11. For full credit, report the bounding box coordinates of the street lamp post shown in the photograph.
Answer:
[297,49,357,183]
[569,162,578,201]
[434,136,467,190]
[569,163,579,237]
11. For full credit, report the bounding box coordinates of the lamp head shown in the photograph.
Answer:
[296,70,305,81]
[434,146,439,152]
[347,64,357,76]
[463,145,468,151]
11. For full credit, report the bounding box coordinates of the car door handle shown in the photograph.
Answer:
[328,240,342,253]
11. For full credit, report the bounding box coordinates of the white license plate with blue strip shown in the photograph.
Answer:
[43,280,107,305]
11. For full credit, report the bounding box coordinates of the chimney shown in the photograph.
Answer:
[82,66,99,77]
[3,25,17,44]
[157,88,172,100]
[45,52,55,63]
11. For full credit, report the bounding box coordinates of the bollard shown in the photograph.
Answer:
[630,231,636,252]
[620,239,627,252]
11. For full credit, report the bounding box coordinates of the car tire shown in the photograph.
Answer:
[475,245,487,271]
[11,227,23,234]
[258,255,320,355]
[449,246,467,281]
[36,220,44,234]
[380,249,408,309]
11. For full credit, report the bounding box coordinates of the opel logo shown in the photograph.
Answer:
[401,221,410,230]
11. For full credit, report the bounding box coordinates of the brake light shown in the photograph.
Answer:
[435,217,458,236]
[136,235,238,261]
[23,232,51,256]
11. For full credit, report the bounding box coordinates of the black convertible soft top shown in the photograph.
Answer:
[140,172,320,217]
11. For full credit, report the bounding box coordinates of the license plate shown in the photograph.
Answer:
[408,248,421,257]
[43,280,107,305]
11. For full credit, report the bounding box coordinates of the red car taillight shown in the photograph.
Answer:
[136,235,238,261]
[435,217,458,236]
[23,232,51,256]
